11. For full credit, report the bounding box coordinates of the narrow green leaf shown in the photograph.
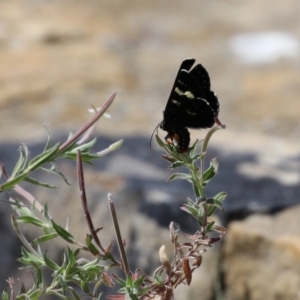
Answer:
[206,221,215,232]
[81,280,91,294]
[24,176,58,188]
[16,216,47,228]
[214,191,227,203]
[109,139,123,151]
[168,161,186,169]
[43,203,51,223]
[191,153,204,162]
[18,247,44,267]
[160,155,177,163]
[189,139,199,158]
[85,234,101,256]
[27,288,44,300]
[126,275,133,286]
[41,165,71,185]
[31,233,58,245]
[207,206,217,216]
[12,203,33,217]
[118,288,127,294]
[133,275,145,288]
[44,252,59,270]
[68,138,97,153]
[43,123,52,151]
[128,293,139,300]
[51,219,74,243]
[1,290,9,300]
[67,246,76,266]
[180,204,199,219]
[0,173,28,191]
[63,152,99,163]
[115,278,126,288]
[203,158,218,183]
[11,144,28,178]
[28,143,60,168]
[167,173,192,182]
[58,275,68,295]
[36,265,44,289]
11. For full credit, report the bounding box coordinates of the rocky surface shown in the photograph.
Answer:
[0,0,300,299]
[222,205,300,300]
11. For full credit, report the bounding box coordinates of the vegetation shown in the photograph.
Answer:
[0,92,226,300]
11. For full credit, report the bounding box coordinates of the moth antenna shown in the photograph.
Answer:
[149,123,160,150]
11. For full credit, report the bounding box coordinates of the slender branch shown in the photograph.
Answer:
[108,193,130,275]
[77,150,105,253]
[59,91,117,152]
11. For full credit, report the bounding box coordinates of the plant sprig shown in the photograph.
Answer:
[1,93,227,300]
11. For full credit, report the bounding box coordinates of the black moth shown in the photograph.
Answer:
[159,58,219,152]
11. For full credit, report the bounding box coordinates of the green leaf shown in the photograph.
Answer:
[126,275,133,286]
[85,234,101,256]
[43,123,52,151]
[115,277,126,288]
[133,275,145,288]
[43,203,52,223]
[0,173,28,191]
[80,280,91,294]
[168,161,186,169]
[160,155,177,163]
[63,152,99,163]
[118,288,127,293]
[191,153,204,162]
[18,247,44,267]
[51,219,74,243]
[24,176,58,188]
[12,203,33,217]
[206,221,215,232]
[58,273,68,294]
[167,173,192,182]
[27,288,44,300]
[66,246,76,267]
[41,165,71,185]
[189,139,199,157]
[109,139,124,152]
[31,233,58,245]
[28,143,60,168]
[11,144,28,178]
[203,158,218,183]
[214,191,227,203]
[128,293,139,300]
[36,266,44,289]
[180,202,201,220]
[206,192,227,215]
[68,138,97,153]
[44,252,59,270]
[16,216,47,228]
[1,290,9,300]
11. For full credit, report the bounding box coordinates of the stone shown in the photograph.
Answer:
[222,205,300,300]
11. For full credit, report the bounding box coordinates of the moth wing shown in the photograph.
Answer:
[189,64,219,116]
[189,64,211,94]
[164,70,201,124]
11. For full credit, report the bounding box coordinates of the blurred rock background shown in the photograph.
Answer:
[0,0,299,299]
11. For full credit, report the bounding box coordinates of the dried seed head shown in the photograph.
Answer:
[159,245,171,275]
